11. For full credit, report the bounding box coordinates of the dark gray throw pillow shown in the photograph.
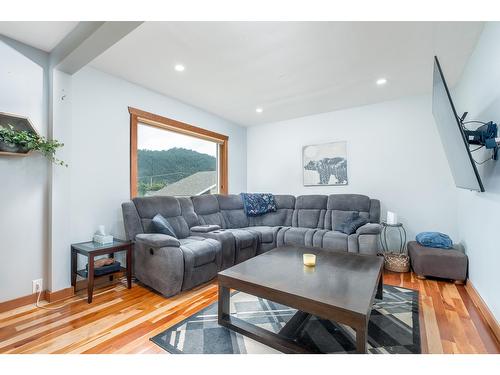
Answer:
[334,211,359,233]
[152,214,177,238]
[334,212,369,235]
[341,217,369,235]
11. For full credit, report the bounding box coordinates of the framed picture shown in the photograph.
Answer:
[303,141,348,186]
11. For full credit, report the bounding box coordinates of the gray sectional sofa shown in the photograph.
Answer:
[122,193,381,297]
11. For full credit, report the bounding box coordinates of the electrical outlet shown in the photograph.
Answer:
[32,279,43,294]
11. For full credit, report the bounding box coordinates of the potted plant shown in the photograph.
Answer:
[0,124,67,166]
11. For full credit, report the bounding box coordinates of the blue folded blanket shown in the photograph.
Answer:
[416,232,453,249]
[240,193,277,216]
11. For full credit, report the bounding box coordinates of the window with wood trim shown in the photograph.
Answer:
[129,107,228,198]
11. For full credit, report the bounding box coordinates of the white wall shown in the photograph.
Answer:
[452,22,500,321]
[247,95,458,242]
[48,67,247,291]
[0,39,49,302]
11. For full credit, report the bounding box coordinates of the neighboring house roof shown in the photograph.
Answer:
[149,171,217,197]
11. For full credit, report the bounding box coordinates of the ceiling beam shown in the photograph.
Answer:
[50,21,143,74]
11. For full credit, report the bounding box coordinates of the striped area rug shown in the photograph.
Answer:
[151,285,420,354]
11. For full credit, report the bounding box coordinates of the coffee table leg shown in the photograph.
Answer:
[218,285,230,323]
[376,272,383,300]
[355,318,369,354]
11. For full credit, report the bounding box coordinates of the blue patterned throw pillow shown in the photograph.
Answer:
[240,193,277,217]
[152,214,178,238]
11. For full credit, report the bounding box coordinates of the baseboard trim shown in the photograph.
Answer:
[465,280,500,344]
[0,291,46,313]
[46,287,74,303]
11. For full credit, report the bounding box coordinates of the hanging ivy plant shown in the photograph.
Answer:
[0,124,67,166]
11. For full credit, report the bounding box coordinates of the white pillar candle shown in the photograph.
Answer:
[303,253,316,267]
[387,211,398,225]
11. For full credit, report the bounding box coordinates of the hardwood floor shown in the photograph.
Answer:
[0,271,498,354]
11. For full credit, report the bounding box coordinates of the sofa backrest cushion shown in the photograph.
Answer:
[368,199,381,223]
[292,195,328,228]
[177,197,200,228]
[217,194,249,229]
[132,196,191,239]
[324,194,380,230]
[191,194,226,228]
[121,201,144,241]
[249,194,296,227]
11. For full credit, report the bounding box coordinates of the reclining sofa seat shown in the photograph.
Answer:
[246,194,296,253]
[277,195,330,248]
[276,194,380,254]
[191,195,259,267]
[325,194,381,254]
[121,196,222,297]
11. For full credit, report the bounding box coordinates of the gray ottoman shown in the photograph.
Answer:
[408,241,468,284]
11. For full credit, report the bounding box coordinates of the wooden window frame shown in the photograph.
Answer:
[129,107,228,198]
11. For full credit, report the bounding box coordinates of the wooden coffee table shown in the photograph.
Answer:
[217,246,384,353]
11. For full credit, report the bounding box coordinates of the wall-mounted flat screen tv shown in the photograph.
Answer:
[432,56,484,192]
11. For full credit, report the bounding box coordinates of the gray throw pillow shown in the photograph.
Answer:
[334,211,359,233]
[341,217,369,235]
[334,212,369,235]
[152,214,177,238]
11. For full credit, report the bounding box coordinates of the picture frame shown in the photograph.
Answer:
[302,141,348,186]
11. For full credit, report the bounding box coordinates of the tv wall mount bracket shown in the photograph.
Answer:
[460,112,500,161]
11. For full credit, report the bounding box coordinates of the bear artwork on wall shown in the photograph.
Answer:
[303,141,348,186]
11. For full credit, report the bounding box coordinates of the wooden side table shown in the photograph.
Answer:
[71,239,133,303]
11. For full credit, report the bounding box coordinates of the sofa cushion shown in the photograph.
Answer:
[277,227,326,247]
[224,229,258,248]
[152,214,178,238]
[191,195,226,228]
[322,231,349,251]
[293,209,326,229]
[217,194,249,228]
[327,194,371,212]
[191,195,220,214]
[177,197,200,228]
[241,226,279,243]
[180,237,218,267]
[133,196,191,238]
[356,223,382,235]
[249,195,295,227]
[133,196,181,218]
[292,195,327,228]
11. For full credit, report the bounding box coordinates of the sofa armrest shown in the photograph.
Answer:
[190,225,221,233]
[356,223,382,235]
[135,233,180,248]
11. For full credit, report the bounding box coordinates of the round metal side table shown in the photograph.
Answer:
[380,222,409,272]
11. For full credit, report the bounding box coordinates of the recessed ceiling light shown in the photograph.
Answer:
[376,78,387,85]
[174,64,185,72]
[256,107,263,113]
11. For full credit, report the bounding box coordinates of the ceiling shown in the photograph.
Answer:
[0,21,484,126]
[0,21,78,52]
[90,22,484,126]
